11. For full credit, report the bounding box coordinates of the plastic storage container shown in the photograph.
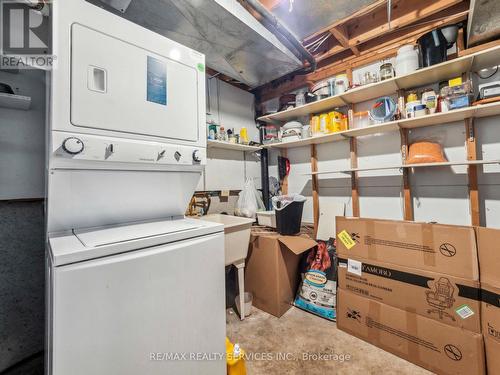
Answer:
[272,195,306,235]
[395,45,419,76]
[257,211,276,228]
[352,111,370,129]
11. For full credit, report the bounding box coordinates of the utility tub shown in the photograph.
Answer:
[200,214,254,266]
[199,214,254,319]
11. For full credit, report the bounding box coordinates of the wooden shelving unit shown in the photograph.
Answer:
[263,101,500,149]
[207,139,261,152]
[258,42,500,227]
[257,44,500,125]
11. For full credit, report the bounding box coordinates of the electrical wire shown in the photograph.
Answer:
[476,66,499,79]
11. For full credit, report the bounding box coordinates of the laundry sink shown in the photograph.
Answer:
[198,214,254,320]
[199,214,254,266]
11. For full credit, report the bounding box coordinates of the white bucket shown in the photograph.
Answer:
[235,292,253,318]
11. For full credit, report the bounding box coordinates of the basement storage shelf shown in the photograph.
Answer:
[262,101,500,149]
[257,44,500,125]
[306,159,500,176]
[0,92,31,110]
[207,139,262,151]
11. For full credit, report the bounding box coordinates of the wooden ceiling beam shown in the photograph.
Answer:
[303,0,387,44]
[313,1,468,63]
[347,0,464,45]
[330,25,360,56]
[255,9,468,102]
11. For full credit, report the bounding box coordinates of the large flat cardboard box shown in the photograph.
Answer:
[481,283,500,375]
[476,226,500,286]
[245,232,317,317]
[336,217,479,280]
[338,256,481,333]
[337,289,486,375]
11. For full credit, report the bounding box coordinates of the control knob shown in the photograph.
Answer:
[62,137,84,155]
[192,149,202,163]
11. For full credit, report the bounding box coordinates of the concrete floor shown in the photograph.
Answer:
[226,306,433,375]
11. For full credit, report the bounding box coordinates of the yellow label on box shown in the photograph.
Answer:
[449,77,462,87]
[338,230,356,249]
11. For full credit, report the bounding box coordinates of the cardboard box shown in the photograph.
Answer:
[337,289,486,375]
[476,226,500,287]
[481,283,500,375]
[336,217,479,280]
[245,232,317,317]
[338,256,481,333]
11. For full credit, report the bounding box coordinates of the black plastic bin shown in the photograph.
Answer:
[274,199,305,235]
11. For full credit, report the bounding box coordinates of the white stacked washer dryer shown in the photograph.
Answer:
[46,1,225,374]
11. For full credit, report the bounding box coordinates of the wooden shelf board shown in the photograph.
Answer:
[399,106,475,129]
[263,133,345,149]
[207,140,261,151]
[263,102,500,150]
[258,95,346,123]
[256,44,500,125]
[309,159,500,176]
[342,79,398,104]
[395,56,472,90]
[342,120,400,137]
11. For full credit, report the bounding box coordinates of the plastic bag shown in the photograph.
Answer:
[271,194,306,211]
[235,179,265,219]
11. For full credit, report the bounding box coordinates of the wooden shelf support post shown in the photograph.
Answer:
[311,144,320,237]
[465,117,480,226]
[400,128,414,221]
[350,137,360,217]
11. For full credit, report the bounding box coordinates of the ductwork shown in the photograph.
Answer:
[241,0,317,74]
[87,0,306,88]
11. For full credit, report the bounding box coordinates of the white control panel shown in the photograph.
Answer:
[52,132,206,166]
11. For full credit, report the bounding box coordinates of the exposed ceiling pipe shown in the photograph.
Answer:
[241,0,317,74]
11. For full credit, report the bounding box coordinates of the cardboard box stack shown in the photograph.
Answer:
[245,229,317,317]
[336,217,485,375]
[476,227,500,375]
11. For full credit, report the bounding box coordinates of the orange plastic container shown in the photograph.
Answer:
[406,141,447,164]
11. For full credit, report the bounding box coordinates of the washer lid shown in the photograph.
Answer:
[49,218,224,266]
[74,219,203,247]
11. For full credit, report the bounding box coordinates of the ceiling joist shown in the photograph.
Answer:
[255,0,470,102]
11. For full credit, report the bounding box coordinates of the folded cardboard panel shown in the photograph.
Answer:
[245,232,317,317]
[481,283,500,375]
[476,226,500,287]
[336,217,479,280]
[338,256,481,333]
[337,289,486,375]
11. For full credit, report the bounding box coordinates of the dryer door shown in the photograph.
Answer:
[71,23,199,142]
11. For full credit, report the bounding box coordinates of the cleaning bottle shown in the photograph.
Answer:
[226,337,246,375]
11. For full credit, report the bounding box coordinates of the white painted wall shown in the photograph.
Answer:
[200,78,261,191]
[267,65,500,228]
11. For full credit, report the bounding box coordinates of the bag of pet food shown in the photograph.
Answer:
[294,238,337,321]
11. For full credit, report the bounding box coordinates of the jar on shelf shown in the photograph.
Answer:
[379,62,395,81]
[352,111,371,129]
[311,115,321,136]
